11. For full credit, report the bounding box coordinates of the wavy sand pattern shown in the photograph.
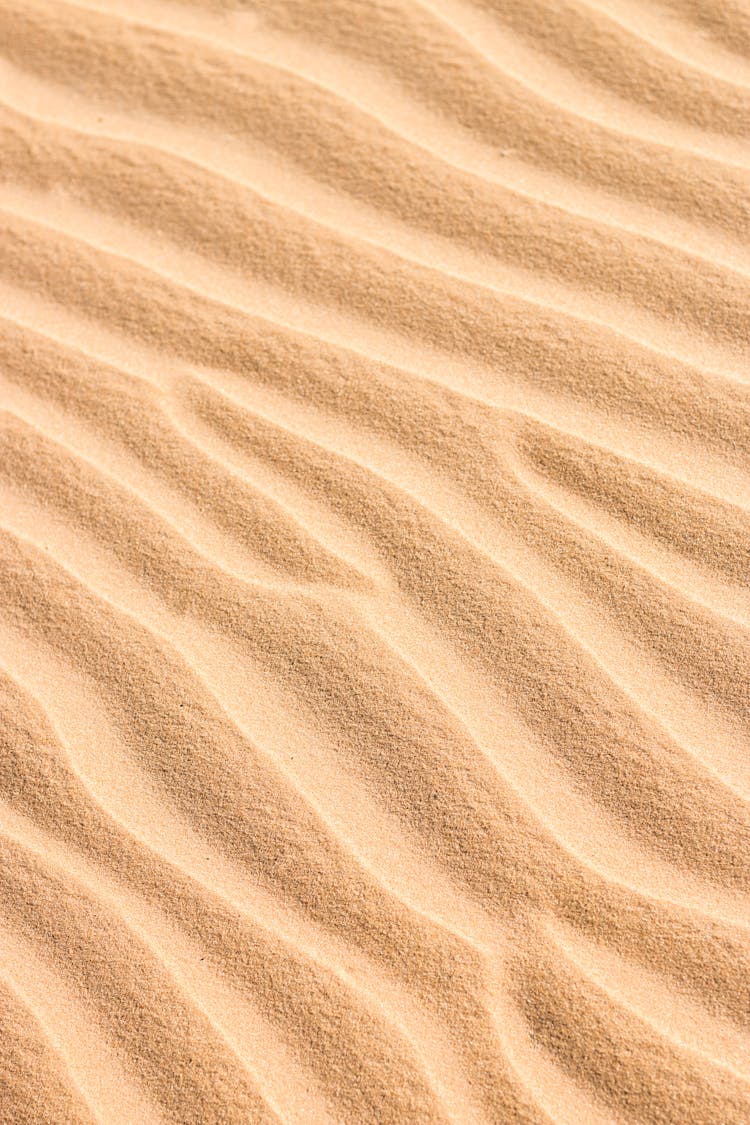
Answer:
[1,0,749,1121]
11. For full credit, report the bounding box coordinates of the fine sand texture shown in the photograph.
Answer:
[1,0,750,1122]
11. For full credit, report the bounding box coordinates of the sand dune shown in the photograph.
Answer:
[0,0,749,1121]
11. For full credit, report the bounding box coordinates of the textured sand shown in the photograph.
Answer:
[1,0,750,1121]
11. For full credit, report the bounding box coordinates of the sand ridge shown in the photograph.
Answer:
[0,0,749,1121]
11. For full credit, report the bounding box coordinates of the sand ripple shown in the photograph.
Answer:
[0,1,749,1121]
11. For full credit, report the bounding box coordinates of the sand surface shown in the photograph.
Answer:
[1,0,750,1121]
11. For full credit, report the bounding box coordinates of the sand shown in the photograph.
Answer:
[0,0,749,1121]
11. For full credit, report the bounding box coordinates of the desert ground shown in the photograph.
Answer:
[1,0,749,1121]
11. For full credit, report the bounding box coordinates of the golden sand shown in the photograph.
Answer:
[0,0,749,1121]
